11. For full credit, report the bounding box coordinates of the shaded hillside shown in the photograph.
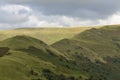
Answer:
[52,25,120,58]
[51,38,104,62]
[73,26,120,57]
[0,35,88,80]
[52,25,120,80]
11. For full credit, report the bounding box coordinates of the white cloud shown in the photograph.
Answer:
[21,15,63,27]
[0,4,32,24]
[0,4,32,13]
[99,12,120,25]
[60,16,93,26]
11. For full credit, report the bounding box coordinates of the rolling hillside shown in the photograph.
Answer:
[0,35,88,80]
[52,25,120,58]
[52,25,120,80]
[0,25,120,80]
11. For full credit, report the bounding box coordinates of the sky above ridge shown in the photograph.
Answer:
[0,0,120,29]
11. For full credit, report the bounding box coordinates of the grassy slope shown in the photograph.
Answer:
[0,35,88,80]
[0,27,99,80]
[0,50,55,80]
[52,25,120,80]
[52,25,120,59]
[0,25,120,80]
[0,27,98,44]
[73,25,120,57]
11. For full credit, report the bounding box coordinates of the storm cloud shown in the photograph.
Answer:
[0,0,120,29]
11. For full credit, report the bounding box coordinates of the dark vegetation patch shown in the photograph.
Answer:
[42,68,108,80]
[42,68,77,80]
[0,47,10,57]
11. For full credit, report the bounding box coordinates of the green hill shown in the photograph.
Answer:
[52,25,120,58]
[0,25,120,80]
[73,26,120,57]
[52,25,120,80]
[0,35,88,80]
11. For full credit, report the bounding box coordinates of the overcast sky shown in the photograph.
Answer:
[0,0,120,29]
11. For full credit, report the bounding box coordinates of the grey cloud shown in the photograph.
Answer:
[3,0,120,19]
[0,0,120,29]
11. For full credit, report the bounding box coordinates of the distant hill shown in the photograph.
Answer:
[0,27,98,44]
